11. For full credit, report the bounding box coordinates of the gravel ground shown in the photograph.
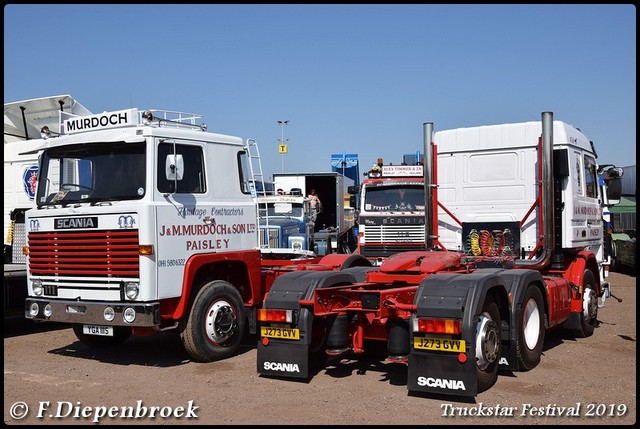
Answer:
[4,271,636,426]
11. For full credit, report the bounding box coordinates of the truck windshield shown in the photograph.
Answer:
[36,141,146,206]
[363,185,425,212]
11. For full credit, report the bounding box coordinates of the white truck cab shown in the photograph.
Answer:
[25,108,263,360]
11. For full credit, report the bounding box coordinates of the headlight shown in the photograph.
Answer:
[123,307,136,323]
[124,282,140,300]
[290,237,304,251]
[104,307,115,322]
[29,303,39,317]
[43,304,52,318]
[32,279,43,296]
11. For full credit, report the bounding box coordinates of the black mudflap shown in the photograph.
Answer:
[499,340,518,371]
[407,352,478,397]
[257,341,310,379]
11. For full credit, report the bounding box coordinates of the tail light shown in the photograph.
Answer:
[413,317,461,335]
[258,309,293,323]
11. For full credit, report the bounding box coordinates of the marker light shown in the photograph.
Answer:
[40,126,51,139]
[139,245,154,256]
[142,110,154,124]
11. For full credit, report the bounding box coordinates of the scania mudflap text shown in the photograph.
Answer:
[23,105,372,362]
[256,112,623,397]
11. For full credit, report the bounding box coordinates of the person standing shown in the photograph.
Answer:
[308,188,322,223]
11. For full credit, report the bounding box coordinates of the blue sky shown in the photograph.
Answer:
[4,4,636,181]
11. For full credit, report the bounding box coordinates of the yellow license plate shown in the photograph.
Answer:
[414,336,466,352]
[260,326,300,340]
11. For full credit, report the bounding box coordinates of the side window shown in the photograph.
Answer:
[157,142,206,194]
[573,151,583,195]
[584,155,598,198]
[238,150,253,195]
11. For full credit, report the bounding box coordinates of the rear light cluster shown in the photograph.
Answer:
[413,317,461,335]
[257,309,293,323]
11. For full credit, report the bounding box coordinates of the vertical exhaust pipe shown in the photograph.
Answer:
[423,122,434,250]
[515,111,554,269]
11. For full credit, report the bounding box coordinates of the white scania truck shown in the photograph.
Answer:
[22,106,371,361]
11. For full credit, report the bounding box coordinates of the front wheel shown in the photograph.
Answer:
[180,280,246,362]
[72,323,131,348]
[475,297,501,393]
[570,270,598,338]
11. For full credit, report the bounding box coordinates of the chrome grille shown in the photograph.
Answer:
[28,229,140,277]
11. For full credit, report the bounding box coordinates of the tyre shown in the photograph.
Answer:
[180,280,246,362]
[516,286,545,370]
[610,242,618,271]
[570,270,598,338]
[475,297,501,393]
[72,323,131,348]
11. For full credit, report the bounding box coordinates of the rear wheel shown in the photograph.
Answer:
[570,270,598,338]
[475,297,501,393]
[516,286,545,370]
[180,280,246,362]
[72,323,131,348]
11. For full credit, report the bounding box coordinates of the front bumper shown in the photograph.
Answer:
[24,298,160,327]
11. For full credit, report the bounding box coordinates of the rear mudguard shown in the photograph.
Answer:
[257,270,357,379]
[407,270,509,397]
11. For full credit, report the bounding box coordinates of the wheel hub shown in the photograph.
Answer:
[583,287,597,320]
[476,314,499,369]
[523,298,541,350]
[205,300,238,344]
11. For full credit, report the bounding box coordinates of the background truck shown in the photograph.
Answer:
[349,157,426,264]
[273,172,357,254]
[610,232,636,271]
[256,112,623,397]
[4,95,91,316]
[23,105,372,362]
[607,168,636,273]
[257,192,316,256]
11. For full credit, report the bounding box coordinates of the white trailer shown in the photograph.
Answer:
[4,95,92,254]
[4,95,91,316]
